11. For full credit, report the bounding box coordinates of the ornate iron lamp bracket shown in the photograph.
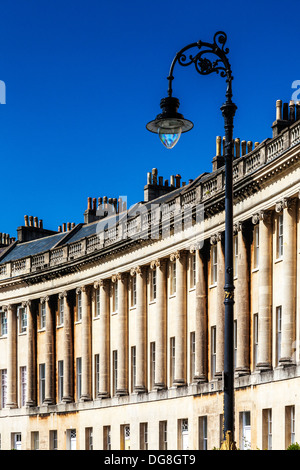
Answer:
[167,31,233,101]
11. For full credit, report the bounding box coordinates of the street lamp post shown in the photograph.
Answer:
[146,31,237,449]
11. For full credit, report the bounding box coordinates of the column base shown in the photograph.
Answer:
[235,367,250,377]
[62,396,73,403]
[279,357,295,367]
[98,392,110,398]
[43,398,55,405]
[154,383,166,391]
[26,400,36,407]
[173,379,186,387]
[80,394,92,402]
[193,375,207,383]
[6,402,18,409]
[116,389,128,397]
[256,362,272,371]
[134,385,147,394]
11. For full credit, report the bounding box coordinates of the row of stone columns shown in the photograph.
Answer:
[2,196,297,407]
[254,198,297,368]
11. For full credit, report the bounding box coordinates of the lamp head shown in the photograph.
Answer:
[146,96,193,149]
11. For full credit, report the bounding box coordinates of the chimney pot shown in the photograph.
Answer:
[283,102,289,120]
[152,168,158,185]
[234,138,240,158]
[241,140,247,156]
[24,215,29,227]
[39,219,43,229]
[34,216,38,227]
[29,216,33,227]
[216,136,221,156]
[62,223,66,232]
[87,197,92,210]
[289,100,295,121]
[296,101,300,121]
[276,99,282,120]
[175,174,181,188]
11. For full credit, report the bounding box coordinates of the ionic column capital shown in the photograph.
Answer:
[58,291,68,299]
[2,304,13,312]
[170,250,181,261]
[111,272,127,283]
[259,210,272,224]
[93,279,105,289]
[189,242,202,253]
[210,232,223,245]
[22,300,32,308]
[283,197,297,212]
[233,221,244,234]
[275,200,284,213]
[150,259,162,270]
[40,296,50,304]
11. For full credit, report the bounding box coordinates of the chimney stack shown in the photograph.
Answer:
[144,168,179,202]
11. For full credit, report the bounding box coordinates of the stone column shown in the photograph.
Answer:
[257,210,272,370]
[6,304,17,408]
[235,222,250,375]
[113,273,128,396]
[80,285,92,400]
[24,300,36,406]
[171,250,187,386]
[95,279,110,397]
[59,291,73,402]
[194,247,207,382]
[152,259,167,389]
[132,266,147,393]
[43,296,55,404]
[280,198,297,365]
[215,233,225,376]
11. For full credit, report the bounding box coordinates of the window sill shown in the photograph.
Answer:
[274,258,283,264]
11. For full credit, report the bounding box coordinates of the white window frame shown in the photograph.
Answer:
[211,245,217,285]
[276,306,282,365]
[277,213,283,259]
[170,261,176,295]
[20,366,27,407]
[253,225,259,269]
[0,310,7,336]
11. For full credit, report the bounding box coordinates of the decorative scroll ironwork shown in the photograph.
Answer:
[167,31,233,98]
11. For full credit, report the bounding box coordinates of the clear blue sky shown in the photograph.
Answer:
[0,0,299,238]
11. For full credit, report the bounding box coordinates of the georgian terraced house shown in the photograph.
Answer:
[0,99,299,450]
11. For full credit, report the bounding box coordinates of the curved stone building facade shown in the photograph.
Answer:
[0,99,299,450]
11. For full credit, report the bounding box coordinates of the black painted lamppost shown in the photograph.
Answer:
[146,31,237,449]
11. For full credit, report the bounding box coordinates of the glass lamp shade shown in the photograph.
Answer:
[158,123,182,149]
[146,96,193,149]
